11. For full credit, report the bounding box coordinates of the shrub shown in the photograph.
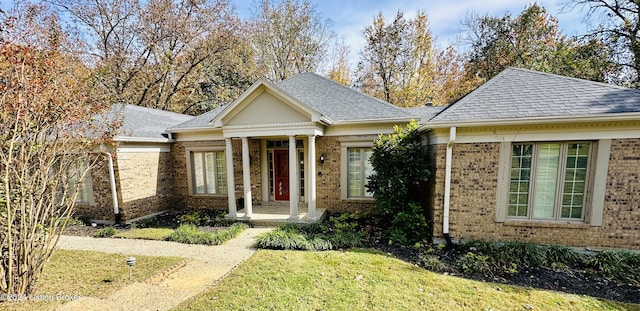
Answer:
[167,223,248,245]
[180,211,204,225]
[497,241,545,268]
[456,252,492,275]
[544,245,582,267]
[419,253,446,272]
[367,120,432,245]
[256,227,311,250]
[585,250,640,285]
[256,222,363,251]
[94,227,117,238]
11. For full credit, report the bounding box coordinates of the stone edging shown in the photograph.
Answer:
[145,258,194,285]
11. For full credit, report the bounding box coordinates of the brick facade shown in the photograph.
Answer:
[170,136,377,214]
[430,139,640,249]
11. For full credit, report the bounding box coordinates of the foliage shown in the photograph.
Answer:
[249,0,335,81]
[179,211,205,226]
[585,250,640,285]
[256,215,365,251]
[0,6,116,295]
[46,0,256,114]
[455,252,493,275]
[357,10,479,106]
[326,40,351,86]
[462,3,616,83]
[166,223,248,245]
[418,253,446,272]
[571,0,640,86]
[94,227,117,238]
[367,120,431,245]
[544,245,583,267]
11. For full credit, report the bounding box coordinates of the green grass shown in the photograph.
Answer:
[173,249,639,311]
[2,249,184,311]
[114,228,175,240]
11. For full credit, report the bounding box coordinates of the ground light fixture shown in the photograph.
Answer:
[126,256,136,281]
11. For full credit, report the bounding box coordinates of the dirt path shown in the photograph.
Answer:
[51,227,273,311]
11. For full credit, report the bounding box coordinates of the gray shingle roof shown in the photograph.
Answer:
[403,106,446,122]
[112,104,193,141]
[431,67,640,123]
[276,73,412,122]
[169,104,227,130]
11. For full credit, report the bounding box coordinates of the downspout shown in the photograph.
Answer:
[443,127,456,247]
[104,151,121,224]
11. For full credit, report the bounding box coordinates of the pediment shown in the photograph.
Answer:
[224,90,310,126]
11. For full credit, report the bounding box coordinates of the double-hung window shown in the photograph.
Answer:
[190,151,227,195]
[67,158,94,204]
[509,142,591,221]
[347,147,374,198]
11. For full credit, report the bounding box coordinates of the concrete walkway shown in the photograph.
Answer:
[51,227,273,311]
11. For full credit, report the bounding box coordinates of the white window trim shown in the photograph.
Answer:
[340,141,375,200]
[496,140,609,226]
[185,146,227,196]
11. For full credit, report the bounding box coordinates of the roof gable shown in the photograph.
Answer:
[431,67,640,124]
[212,78,322,127]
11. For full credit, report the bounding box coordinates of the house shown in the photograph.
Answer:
[75,68,640,250]
[77,73,423,223]
[425,67,640,250]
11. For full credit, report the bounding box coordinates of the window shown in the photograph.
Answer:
[347,147,374,198]
[508,142,591,221]
[67,159,94,204]
[190,151,227,194]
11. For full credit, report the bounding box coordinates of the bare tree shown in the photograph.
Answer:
[568,0,640,86]
[0,4,116,295]
[48,0,253,114]
[249,0,335,81]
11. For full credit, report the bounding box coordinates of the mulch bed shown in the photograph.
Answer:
[374,242,640,305]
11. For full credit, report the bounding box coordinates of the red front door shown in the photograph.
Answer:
[274,150,289,201]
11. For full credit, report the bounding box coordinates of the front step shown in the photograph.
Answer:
[234,206,327,227]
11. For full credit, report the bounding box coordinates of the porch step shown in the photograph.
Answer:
[234,206,327,227]
[260,201,308,209]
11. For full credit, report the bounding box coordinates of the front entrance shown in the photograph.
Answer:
[274,149,289,201]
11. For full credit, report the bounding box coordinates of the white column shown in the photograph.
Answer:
[242,137,253,218]
[225,138,236,218]
[307,135,317,220]
[289,135,299,219]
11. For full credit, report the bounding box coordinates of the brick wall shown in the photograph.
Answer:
[172,139,262,211]
[74,156,116,221]
[115,151,175,220]
[431,139,640,250]
[172,136,377,214]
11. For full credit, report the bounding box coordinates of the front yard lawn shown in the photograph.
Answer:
[172,249,639,311]
[2,250,184,311]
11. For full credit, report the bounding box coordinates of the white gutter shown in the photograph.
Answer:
[443,126,456,237]
[423,112,640,130]
[105,152,120,218]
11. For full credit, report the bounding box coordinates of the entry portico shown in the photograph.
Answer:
[197,77,330,221]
